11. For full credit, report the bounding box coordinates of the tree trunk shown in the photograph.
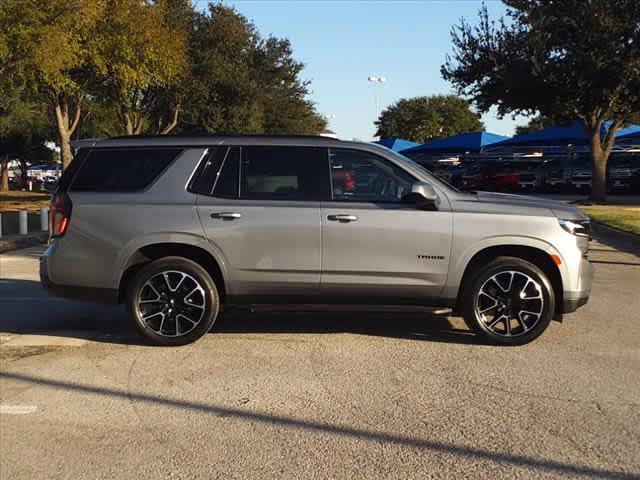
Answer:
[589,144,607,203]
[52,94,82,170]
[584,119,622,203]
[0,155,9,192]
[158,103,181,135]
[123,111,144,135]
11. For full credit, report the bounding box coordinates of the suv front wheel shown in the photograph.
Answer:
[461,257,555,346]
[127,257,220,346]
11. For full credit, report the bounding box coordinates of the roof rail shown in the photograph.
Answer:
[108,133,341,141]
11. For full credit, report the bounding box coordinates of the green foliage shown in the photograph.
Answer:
[0,0,327,170]
[93,0,188,134]
[441,0,640,200]
[514,115,555,136]
[180,3,326,135]
[375,95,484,144]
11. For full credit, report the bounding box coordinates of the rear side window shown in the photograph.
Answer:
[56,148,90,193]
[70,148,182,192]
[240,146,329,200]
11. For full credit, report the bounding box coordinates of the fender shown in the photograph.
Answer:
[442,234,570,301]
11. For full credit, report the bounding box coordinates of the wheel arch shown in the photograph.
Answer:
[454,244,564,316]
[117,240,228,304]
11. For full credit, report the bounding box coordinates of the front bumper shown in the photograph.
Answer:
[562,256,594,313]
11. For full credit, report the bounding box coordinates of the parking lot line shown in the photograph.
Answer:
[0,405,38,415]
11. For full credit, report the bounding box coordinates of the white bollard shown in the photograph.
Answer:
[41,207,49,231]
[19,210,28,235]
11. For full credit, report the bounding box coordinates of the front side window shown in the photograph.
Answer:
[240,146,329,200]
[329,148,415,202]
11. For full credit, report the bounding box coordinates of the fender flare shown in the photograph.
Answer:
[113,232,230,291]
[445,235,569,300]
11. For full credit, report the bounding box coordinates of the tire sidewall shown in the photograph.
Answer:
[127,257,219,346]
[464,257,555,346]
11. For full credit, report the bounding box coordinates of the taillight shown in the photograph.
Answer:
[50,192,72,238]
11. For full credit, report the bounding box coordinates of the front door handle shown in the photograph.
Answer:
[327,214,358,223]
[210,212,242,220]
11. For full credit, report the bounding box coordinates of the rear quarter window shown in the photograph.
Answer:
[70,148,182,192]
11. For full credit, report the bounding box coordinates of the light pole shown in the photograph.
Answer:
[368,75,386,119]
[368,75,386,139]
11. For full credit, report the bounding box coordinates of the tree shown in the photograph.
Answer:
[180,3,326,135]
[0,82,50,192]
[93,0,188,135]
[253,36,327,135]
[0,0,105,169]
[442,1,640,202]
[374,95,484,144]
[515,115,554,136]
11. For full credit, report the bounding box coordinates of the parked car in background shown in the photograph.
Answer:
[608,154,640,193]
[513,160,546,192]
[542,156,570,192]
[567,156,592,193]
[460,159,523,192]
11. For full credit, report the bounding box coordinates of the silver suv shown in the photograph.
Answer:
[41,135,593,346]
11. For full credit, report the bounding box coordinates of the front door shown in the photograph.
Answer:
[321,148,452,302]
[196,145,330,299]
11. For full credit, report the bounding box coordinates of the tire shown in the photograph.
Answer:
[126,256,220,346]
[460,256,555,346]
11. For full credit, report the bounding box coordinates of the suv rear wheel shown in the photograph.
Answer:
[461,257,555,346]
[127,257,220,346]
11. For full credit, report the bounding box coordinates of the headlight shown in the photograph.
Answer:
[559,219,591,238]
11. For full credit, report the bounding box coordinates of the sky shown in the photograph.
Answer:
[204,0,528,140]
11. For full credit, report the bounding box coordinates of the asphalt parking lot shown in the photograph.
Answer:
[1,227,639,479]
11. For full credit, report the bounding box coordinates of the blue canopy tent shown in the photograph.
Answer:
[616,130,640,147]
[374,138,420,152]
[401,131,509,155]
[487,121,640,152]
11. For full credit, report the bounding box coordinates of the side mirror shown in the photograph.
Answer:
[403,181,439,210]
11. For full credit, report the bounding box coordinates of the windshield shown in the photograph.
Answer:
[388,149,463,193]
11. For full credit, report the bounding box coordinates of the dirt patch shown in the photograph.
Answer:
[0,346,60,362]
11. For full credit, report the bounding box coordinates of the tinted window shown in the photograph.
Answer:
[56,148,90,193]
[329,149,415,202]
[71,148,182,192]
[213,147,240,197]
[189,147,226,195]
[240,146,329,200]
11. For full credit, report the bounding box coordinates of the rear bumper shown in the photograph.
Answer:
[561,256,594,313]
[40,254,119,304]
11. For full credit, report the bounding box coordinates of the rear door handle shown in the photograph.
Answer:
[210,212,242,220]
[327,214,358,223]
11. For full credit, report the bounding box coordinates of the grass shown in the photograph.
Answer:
[0,191,51,212]
[578,205,640,236]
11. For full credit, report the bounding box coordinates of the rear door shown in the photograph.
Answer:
[321,148,452,302]
[195,145,329,299]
